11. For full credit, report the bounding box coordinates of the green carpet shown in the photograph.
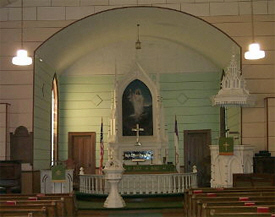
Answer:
[77,200,183,210]
[76,192,184,211]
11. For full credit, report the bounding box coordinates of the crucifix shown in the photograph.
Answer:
[223,142,230,151]
[132,124,144,146]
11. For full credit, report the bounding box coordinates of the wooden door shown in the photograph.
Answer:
[68,132,96,175]
[184,129,211,187]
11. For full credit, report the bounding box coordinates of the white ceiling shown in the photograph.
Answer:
[35,7,240,76]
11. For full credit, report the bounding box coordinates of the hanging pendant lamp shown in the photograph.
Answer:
[12,0,32,66]
[244,0,265,60]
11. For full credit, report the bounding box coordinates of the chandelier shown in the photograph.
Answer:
[212,54,255,107]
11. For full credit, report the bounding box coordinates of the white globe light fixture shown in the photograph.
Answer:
[244,0,265,60]
[12,0,32,66]
[12,49,32,66]
[244,43,265,60]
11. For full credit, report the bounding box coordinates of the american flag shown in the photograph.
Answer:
[99,118,104,174]
[174,115,180,173]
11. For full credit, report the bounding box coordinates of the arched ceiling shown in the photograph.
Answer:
[35,6,240,75]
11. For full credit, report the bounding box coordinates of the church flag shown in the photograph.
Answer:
[99,118,104,174]
[219,137,234,155]
[51,165,66,182]
[174,116,180,173]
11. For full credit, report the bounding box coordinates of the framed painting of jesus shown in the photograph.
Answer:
[122,79,153,136]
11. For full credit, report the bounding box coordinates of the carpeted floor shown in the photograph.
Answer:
[77,200,183,210]
[76,192,184,211]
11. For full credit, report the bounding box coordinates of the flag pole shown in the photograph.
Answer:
[174,115,180,173]
[99,117,104,174]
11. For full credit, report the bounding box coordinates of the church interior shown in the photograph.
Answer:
[0,0,274,216]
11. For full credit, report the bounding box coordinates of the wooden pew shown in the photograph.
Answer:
[185,187,275,217]
[185,186,275,206]
[196,195,275,216]
[0,193,76,216]
[198,195,275,216]
[38,194,77,216]
[206,205,275,217]
[185,187,275,201]
[209,213,274,217]
[193,192,275,216]
[200,199,275,217]
[0,207,47,217]
[0,199,65,217]
[0,202,57,217]
[184,187,275,217]
[184,187,274,216]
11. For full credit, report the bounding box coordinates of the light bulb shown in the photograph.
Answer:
[244,43,265,60]
[12,49,32,66]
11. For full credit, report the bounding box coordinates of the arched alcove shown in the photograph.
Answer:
[33,6,240,170]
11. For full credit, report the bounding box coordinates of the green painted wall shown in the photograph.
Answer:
[33,60,57,170]
[34,67,221,170]
[160,72,220,163]
[58,71,221,167]
[58,75,113,166]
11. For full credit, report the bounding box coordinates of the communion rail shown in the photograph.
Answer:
[79,172,197,195]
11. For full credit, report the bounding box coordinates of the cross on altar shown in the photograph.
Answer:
[223,142,230,151]
[132,124,144,146]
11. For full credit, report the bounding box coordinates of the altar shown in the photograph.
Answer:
[81,64,196,192]
[124,164,177,174]
[80,63,187,197]
[107,63,169,165]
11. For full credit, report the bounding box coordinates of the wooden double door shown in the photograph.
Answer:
[68,132,96,177]
[184,129,211,187]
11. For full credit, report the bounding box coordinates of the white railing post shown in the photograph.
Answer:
[192,165,198,188]
[79,175,83,192]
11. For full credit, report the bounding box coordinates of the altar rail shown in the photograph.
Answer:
[79,172,197,195]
